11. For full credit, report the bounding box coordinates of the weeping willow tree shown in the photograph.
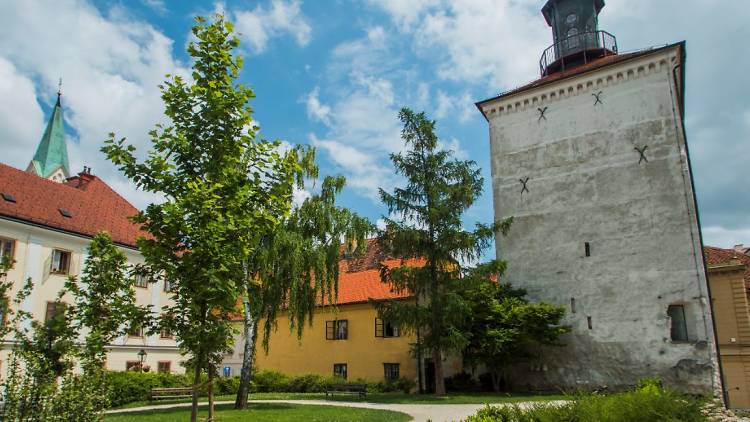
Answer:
[235,175,372,408]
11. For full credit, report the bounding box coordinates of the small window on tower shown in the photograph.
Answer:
[667,305,689,342]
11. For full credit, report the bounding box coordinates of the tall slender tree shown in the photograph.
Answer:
[376,108,511,395]
[234,175,372,408]
[103,15,311,421]
[64,232,148,372]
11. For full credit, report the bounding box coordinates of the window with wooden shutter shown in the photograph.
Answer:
[0,238,14,265]
[50,249,71,274]
[375,318,399,338]
[157,361,171,373]
[333,363,347,379]
[45,301,66,322]
[128,323,143,338]
[383,363,400,380]
[326,320,348,340]
[134,274,148,288]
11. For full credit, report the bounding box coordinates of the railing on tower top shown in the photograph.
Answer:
[539,30,618,77]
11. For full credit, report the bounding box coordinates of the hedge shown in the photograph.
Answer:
[104,370,415,407]
[464,380,707,422]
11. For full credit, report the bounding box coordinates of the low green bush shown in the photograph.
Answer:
[105,369,418,407]
[464,383,707,422]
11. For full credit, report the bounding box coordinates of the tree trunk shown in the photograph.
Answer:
[432,348,446,396]
[235,297,257,409]
[190,363,201,422]
[208,363,215,422]
[491,371,500,392]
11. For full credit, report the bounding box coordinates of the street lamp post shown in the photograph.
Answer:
[137,348,147,372]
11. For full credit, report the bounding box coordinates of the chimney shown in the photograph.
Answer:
[66,166,96,189]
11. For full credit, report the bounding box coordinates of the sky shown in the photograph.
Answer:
[0,0,748,252]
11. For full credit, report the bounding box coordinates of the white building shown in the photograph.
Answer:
[0,92,183,373]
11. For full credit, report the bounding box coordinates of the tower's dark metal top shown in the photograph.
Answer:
[539,0,617,76]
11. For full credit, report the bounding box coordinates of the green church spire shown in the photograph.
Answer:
[29,82,70,182]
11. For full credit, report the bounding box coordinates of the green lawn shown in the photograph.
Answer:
[106,403,411,422]
[114,391,567,409]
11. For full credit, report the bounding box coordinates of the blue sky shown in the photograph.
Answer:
[0,0,748,251]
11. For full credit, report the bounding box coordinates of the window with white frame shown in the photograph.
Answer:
[50,249,71,274]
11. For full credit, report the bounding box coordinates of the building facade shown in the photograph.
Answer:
[706,245,750,409]
[222,240,462,391]
[476,0,719,395]
[0,94,182,373]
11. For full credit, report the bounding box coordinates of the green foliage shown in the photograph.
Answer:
[104,371,195,407]
[64,232,148,371]
[0,234,153,421]
[464,387,707,422]
[101,14,316,415]
[376,108,512,394]
[251,175,373,350]
[459,274,570,391]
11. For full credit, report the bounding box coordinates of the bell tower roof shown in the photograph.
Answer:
[542,0,605,26]
[29,83,70,181]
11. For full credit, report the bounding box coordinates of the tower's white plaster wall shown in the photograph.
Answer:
[481,45,719,394]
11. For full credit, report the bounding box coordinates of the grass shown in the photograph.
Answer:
[106,403,411,422]
[113,392,567,409]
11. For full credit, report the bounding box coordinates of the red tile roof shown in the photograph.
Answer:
[0,163,143,247]
[704,246,750,292]
[335,239,422,305]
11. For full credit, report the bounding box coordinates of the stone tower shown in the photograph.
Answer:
[27,86,70,182]
[476,0,721,395]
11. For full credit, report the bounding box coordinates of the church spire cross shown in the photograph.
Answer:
[56,77,62,106]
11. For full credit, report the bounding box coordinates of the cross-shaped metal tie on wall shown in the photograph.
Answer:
[634,145,649,164]
[592,91,603,105]
[537,107,548,122]
[519,177,530,195]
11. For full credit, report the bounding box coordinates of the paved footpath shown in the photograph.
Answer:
[107,399,565,422]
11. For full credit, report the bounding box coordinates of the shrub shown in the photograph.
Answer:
[377,377,417,394]
[252,370,290,392]
[215,376,241,395]
[464,386,707,422]
[104,371,193,407]
[446,372,481,392]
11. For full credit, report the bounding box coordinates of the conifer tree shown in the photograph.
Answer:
[103,15,311,421]
[377,108,511,395]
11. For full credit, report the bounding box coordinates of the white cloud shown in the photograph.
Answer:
[434,90,476,123]
[233,0,311,54]
[0,58,45,169]
[305,87,331,125]
[434,90,452,120]
[0,0,191,209]
[370,0,546,90]
[438,137,468,161]
[141,0,167,14]
[702,226,750,250]
[367,0,440,30]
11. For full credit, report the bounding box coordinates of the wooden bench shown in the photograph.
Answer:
[325,384,367,399]
[150,387,194,401]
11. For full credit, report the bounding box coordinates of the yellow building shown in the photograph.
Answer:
[0,92,182,373]
[222,241,462,391]
[706,245,750,409]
